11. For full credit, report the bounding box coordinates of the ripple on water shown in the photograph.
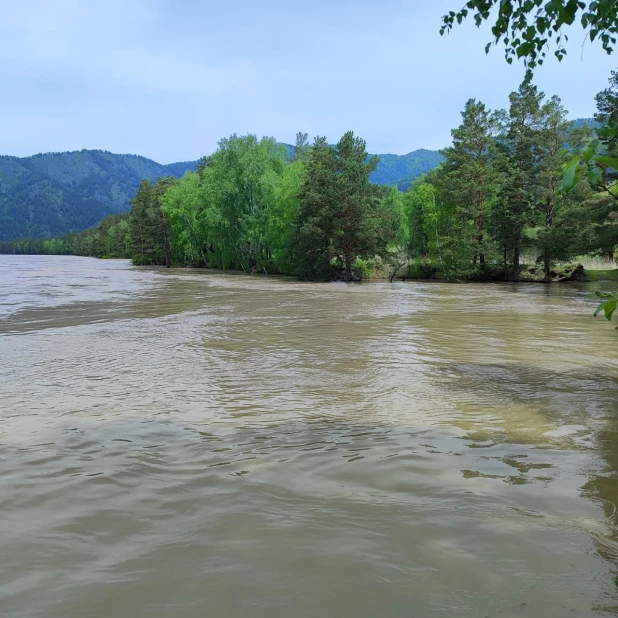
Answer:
[1,256,618,617]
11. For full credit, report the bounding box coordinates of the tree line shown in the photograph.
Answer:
[3,75,618,282]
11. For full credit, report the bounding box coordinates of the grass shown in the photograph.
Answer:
[571,255,617,270]
[583,269,618,281]
[552,255,618,282]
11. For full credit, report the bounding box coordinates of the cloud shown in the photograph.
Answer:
[0,0,615,162]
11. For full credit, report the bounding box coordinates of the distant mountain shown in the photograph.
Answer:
[0,150,196,240]
[571,117,600,129]
[0,120,593,241]
[0,146,445,241]
[370,149,445,191]
[281,144,444,191]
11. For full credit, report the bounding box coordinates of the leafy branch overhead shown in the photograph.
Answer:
[441,1,618,75]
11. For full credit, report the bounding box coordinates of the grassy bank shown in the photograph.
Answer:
[584,269,618,282]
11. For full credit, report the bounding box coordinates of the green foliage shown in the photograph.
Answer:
[128,177,177,266]
[0,213,131,258]
[594,290,618,320]
[351,257,373,280]
[441,0,618,79]
[0,150,196,241]
[439,99,502,274]
[3,82,611,288]
[369,150,445,190]
[0,143,442,245]
[295,132,395,280]
[398,83,605,282]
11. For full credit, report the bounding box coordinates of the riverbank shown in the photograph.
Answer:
[383,262,617,284]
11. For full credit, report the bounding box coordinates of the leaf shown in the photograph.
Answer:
[604,299,617,321]
[595,155,618,171]
[588,166,602,186]
[581,143,596,163]
[561,160,578,191]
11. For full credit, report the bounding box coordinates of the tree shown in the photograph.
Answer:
[161,171,208,266]
[594,69,618,184]
[264,160,306,275]
[563,70,618,258]
[498,82,544,281]
[296,132,385,281]
[296,137,341,280]
[441,0,618,77]
[128,177,177,266]
[415,170,467,280]
[335,132,383,280]
[129,179,154,264]
[293,132,311,162]
[152,176,178,267]
[596,69,618,134]
[439,99,500,275]
[534,95,571,280]
[401,181,429,260]
[183,135,290,273]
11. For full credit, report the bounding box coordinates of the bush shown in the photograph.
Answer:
[407,259,439,279]
[352,257,373,280]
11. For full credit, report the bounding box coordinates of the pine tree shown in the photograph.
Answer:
[129,179,154,264]
[439,99,500,275]
[534,95,571,281]
[296,132,383,281]
[499,82,544,281]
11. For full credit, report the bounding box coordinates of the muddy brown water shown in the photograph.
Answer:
[1,255,618,617]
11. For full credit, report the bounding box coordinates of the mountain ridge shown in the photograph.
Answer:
[0,150,198,240]
[0,146,445,240]
[0,119,596,241]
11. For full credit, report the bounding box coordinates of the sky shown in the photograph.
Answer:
[1,0,616,163]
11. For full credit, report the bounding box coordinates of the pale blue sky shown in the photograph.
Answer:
[1,0,616,162]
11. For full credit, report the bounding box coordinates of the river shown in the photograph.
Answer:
[1,255,618,617]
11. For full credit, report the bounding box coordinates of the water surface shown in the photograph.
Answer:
[1,255,618,617]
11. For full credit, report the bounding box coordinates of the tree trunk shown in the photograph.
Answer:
[543,208,552,282]
[344,252,353,281]
[503,244,508,281]
[478,215,485,274]
[389,261,406,283]
[512,229,521,282]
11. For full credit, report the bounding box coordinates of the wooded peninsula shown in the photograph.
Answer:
[3,77,618,283]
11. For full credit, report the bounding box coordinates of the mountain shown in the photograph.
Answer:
[281,144,445,191]
[0,147,446,241]
[370,149,445,191]
[571,117,600,129]
[0,150,197,241]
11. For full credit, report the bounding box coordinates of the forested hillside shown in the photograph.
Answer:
[369,149,445,190]
[0,150,197,240]
[0,120,596,243]
[0,146,444,241]
[6,95,610,286]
